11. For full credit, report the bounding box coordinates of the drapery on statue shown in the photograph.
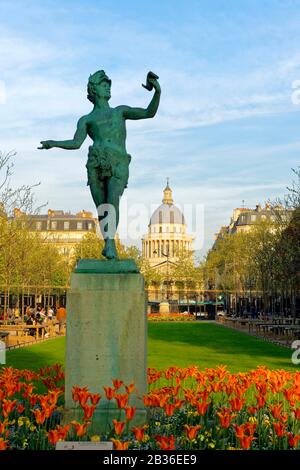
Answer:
[38,70,160,259]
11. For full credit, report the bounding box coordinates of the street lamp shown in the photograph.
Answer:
[153,248,170,301]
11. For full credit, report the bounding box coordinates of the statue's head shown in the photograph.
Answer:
[87,70,111,103]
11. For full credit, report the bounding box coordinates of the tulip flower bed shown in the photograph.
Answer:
[148,314,195,322]
[1,364,300,450]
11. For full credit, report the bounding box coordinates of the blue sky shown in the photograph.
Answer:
[0,0,300,256]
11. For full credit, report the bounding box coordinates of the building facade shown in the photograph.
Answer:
[13,208,98,257]
[215,203,292,240]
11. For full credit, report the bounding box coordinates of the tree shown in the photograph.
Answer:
[71,231,105,267]
[0,150,41,216]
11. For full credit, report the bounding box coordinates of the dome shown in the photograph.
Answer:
[150,203,185,225]
[149,181,185,225]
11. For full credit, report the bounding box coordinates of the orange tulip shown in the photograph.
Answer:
[217,410,236,429]
[32,409,47,425]
[125,406,136,421]
[0,420,8,435]
[112,379,124,390]
[284,388,295,404]
[114,393,129,409]
[48,390,62,405]
[104,387,115,401]
[82,404,96,421]
[155,435,176,450]
[131,425,147,441]
[287,433,300,448]
[143,395,156,407]
[292,407,300,420]
[270,404,283,420]
[184,389,195,403]
[2,399,17,418]
[256,383,267,395]
[5,384,19,397]
[164,404,176,416]
[22,384,35,399]
[78,390,91,407]
[47,424,70,446]
[89,393,101,406]
[230,397,245,412]
[39,395,50,408]
[72,386,89,402]
[273,422,286,438]
[0,438,8,451]
[233,423,256,439]
[239,435,255,450]
[41,403,56,419]
[125,383,135,394]
[247,406,258,415]
[158,395,169,408]
[17,405,25,414]
[184,424,201,440]
[256,395,266,408]
[244,423,257,436]
[71,420,91,437]
[29,394,39,406]
[196,401,210,416]
[111,438,130,450]
[113,419,125,436]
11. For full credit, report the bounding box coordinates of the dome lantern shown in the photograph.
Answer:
[162,177,173,205]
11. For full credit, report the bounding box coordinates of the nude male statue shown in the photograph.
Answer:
[39,70,160,259]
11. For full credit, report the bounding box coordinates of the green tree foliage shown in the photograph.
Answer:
[203,168,300,314]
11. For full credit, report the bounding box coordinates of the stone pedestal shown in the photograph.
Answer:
[64,259,147,433]
[159,301,170,314]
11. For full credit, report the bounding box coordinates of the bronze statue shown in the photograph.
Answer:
[39,71,160,259]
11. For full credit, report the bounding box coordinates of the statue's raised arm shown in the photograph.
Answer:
[120,71,161,120]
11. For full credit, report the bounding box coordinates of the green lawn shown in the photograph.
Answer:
[4,322,299,373]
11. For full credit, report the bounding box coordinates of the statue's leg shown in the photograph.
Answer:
[103,176,126,259]
[87,174,111,257]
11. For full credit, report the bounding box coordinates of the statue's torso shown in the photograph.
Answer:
[86,107,127,154]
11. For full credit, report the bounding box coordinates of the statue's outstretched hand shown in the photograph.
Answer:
[38,140,54,150]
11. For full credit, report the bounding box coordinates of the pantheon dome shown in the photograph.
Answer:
[142,181,194,266]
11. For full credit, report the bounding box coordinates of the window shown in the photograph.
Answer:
[77,222,83,230]
[88,223,93,230]
[159,226,162,233]
[51,221,57,230]
[36,221,42,230]
[251,214,257,222]
[64,221,70,230]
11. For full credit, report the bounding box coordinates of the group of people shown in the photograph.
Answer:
[0,305,67,337]
[24,305,67,336]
